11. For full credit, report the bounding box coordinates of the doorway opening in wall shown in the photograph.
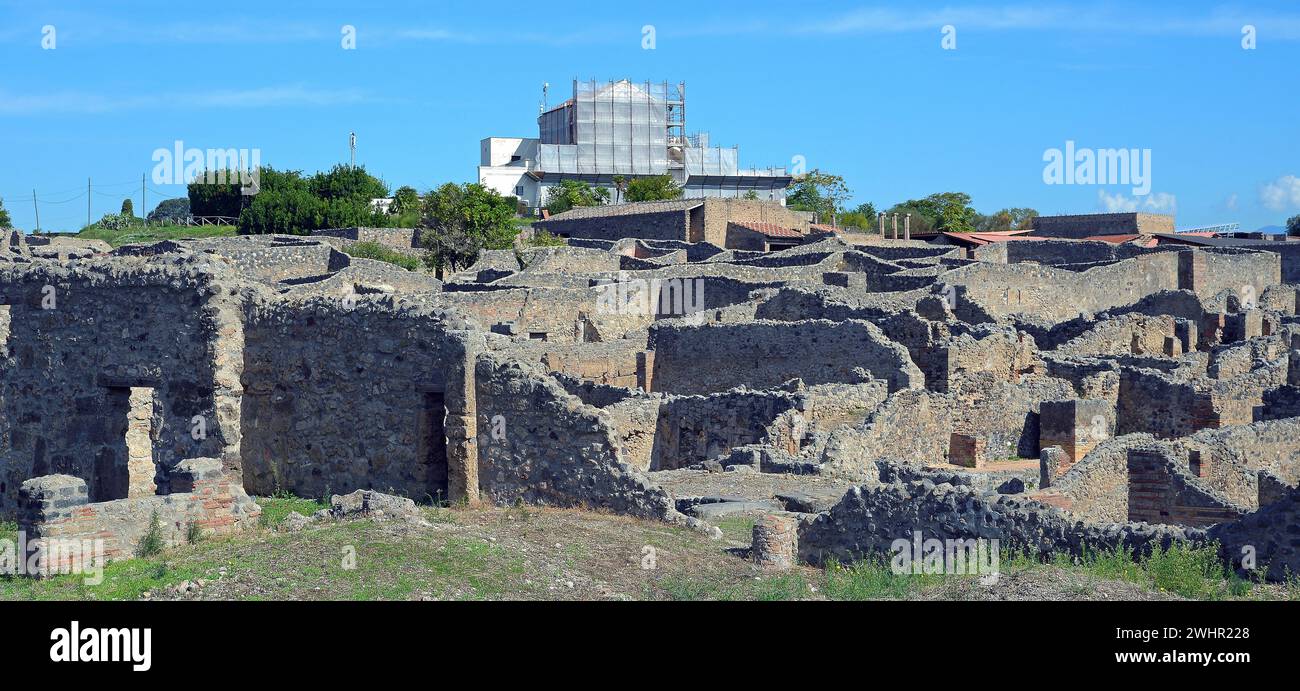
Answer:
[419,391,449,504]
[100,386,157,501]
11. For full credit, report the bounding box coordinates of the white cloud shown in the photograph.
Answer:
[1098,189,1176,213]
[0,85,372,115]
[1260,175,1300,211]
[1226,193,1238,211]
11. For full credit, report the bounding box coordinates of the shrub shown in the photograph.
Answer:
[136,511,164,557]
[343,241,423,271]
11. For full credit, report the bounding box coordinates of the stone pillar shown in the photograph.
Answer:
[1038,399,1115,464]
[878,213,885,237]
[1289,335,1300,387]
[445,336,481,506]
[904,214,911,240]
[751,514,797,570]
[636,350,655,392]
[1039,446,1067,489]
[948,432,986,468]
[18,475,89,533]
[126,387,157,498]
[1174,319,1198,353]
[891,214,898,240]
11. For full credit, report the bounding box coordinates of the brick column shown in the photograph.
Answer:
[126,387,156,498]
[752,514,797,569]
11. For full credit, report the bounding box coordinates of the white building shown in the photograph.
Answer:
[478,79,791,213]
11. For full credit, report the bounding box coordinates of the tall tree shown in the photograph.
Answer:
[1288,214,1300,238]
[419,182,518,272]
[120,198,134,218]
[625,175,683,202]
[544,180,609,215]
[0,196,12,228]
[785,169,851,224]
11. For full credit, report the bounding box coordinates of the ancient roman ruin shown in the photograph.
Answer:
[2,212,1299,580]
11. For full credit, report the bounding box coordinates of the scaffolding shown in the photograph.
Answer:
[530,78,789,201]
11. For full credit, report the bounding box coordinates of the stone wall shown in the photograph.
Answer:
[796,472,1202,567]
[648,319,922,395]
[1032,212,1174,239]
[17,458,260,570]
[472,356,678,519]
[239,295,475,504]
[0,257,244,517]
[654,389,801,469]
[945,252,1181,324]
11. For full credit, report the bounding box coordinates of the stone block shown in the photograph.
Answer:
[1039,446,1067,489]
[948,433,986,469]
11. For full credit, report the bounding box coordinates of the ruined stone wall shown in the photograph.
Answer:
[699,198,810,247]
[797,475,1201,567]
[946,253,1181,324]
[535,208,690,243]
[472,356,677,518]
[1125,447,1247,526]
[819,376,1075,475]
[0,259,243,517]
[191,236,349,283]
[499,339,649,389]
[1188,248,1281,302]
[17,458,260,569]
[654,389,801,470]
[648,319,922,395]
[1176,417,1300,488]
[239,296,472,503]
[1053,314,1178,357]
[1032,212,1174,239]
[1003,240,1127,266]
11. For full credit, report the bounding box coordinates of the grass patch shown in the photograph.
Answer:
[712,515,758,543]
[72,224,237,248]
[342,241,424,271]
[257,492,328,529]
[822,556,948,600]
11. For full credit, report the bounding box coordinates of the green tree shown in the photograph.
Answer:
[120,198,135,218]
[886,192,977,234]
[187,169,246,217]
[390,185,422,228]
[309,164,389,201]
[544,180,609,215]
[147,197,190,224]
[0,197,12,228]
[1287,214,1300,238]
[625,175,683,202]
[612,175,627,204]
[419,182,518,273]
[786,169,851,223]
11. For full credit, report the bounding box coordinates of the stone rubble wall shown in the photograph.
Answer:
[797,471,1204,568]
[0,256,243,517]
[648,319,923,395]
[472,355,679,520]
[17,458,260,570]
[239,294,473,502]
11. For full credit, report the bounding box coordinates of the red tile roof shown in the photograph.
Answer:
[731,221,804,238]
[808,223,842,234]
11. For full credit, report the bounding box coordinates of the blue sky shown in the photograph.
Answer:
[1,0,1298,231]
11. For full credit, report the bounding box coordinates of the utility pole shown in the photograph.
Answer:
[32,189,40,233]
[141,173,146,227]
[349,131,356,169]
[87,177,92,227]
